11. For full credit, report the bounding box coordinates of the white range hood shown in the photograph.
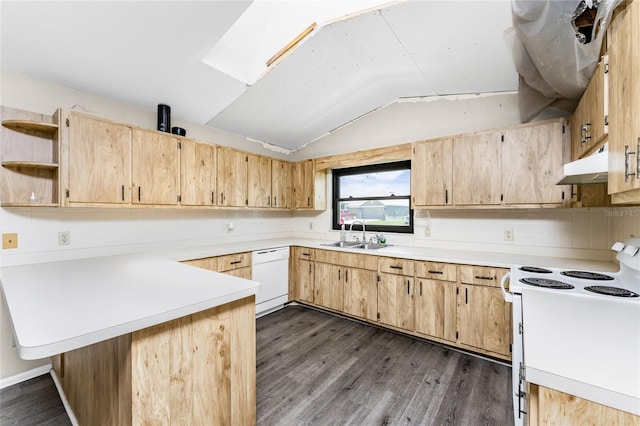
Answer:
[556,151,608,185]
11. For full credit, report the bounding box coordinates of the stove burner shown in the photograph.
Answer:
[519,266,552,274]
[584,286,640,297]
[560,271,614,281]
[519,278,575,289]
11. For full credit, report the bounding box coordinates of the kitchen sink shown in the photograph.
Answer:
[353,243,388,250]
[321,241,361,248]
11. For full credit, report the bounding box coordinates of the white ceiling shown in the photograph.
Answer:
[0,1,518,151]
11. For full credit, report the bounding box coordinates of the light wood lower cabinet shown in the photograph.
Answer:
[314,262,344,311]
[528,384,640,426]
[377,273,414,330]
[343,268,378,322]
[182,252,251,280]
[415,279,457,342]
[52,297,256,426]
[295,259,315,303]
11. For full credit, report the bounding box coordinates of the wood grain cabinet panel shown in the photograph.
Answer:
[67,112,132,204]
[314,262,344,311]
[180,139,216,206]
[411,139,453,207]
[608,0,640,203]
[132,129,179,205]
[415,261,456,282]
[452,132,502,206]
[293,159,326,210]
[295,259,315,303]
[377,273,414,331]
[271,159,293,209]
[378,257,415,276]
[247,154,272,208]
[459,265,507,288]
[343,268,378,322]
[415,278,456,342]
[216,147,248,207]
[572,58,609,160]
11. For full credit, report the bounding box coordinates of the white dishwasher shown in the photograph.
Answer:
[252,247,290,316]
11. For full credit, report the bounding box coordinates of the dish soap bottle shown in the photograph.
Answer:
[377,233,386,246]
[340,219,346,242]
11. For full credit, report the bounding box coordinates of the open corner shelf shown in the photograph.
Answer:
[2,120,58,135]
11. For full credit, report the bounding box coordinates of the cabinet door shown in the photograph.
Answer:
[295,259,315,303]
[377,273,414,330]
[293,160,314,209]
[132,129,179,205]
[503,121,566,205]
[314,263,344,311]
[457,284,511,357]
[411,139,453,206]
[584,58,608,148]
[247,154,272,208]
[415,279,456,342]
[452,132,502,205]
[608,1,640,200]
[343,268,377,321]
[68,113,131,204]
[180,139,216,206]
[272,159,292,209]
[216,147,248,207]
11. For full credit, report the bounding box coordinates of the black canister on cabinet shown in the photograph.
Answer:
[157,104,171,133]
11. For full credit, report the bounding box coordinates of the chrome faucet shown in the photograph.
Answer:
[349,220,366,244]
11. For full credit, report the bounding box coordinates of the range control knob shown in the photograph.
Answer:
[611,242,626,252]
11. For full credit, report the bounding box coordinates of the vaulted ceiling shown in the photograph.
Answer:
[1,1,518,151]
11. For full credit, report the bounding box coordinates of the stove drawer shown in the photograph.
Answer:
[459,265,508,287]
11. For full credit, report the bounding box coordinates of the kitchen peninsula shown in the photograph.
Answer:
[0,254,259,425]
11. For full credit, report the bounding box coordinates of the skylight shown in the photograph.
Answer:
[201,0,393,85]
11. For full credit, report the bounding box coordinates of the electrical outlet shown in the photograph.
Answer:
[58,231,71,246]
[424,225,431,237]
[309,222,313,231]
[2,233,18,249]
[504,228,514,241]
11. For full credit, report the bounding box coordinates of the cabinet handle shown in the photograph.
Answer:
[428,270,443,274]
[138,186,141,202]
[390,265,403,270]
[230,260,242,265]
[267,195,271,206]
[220,192,225,204]
[445,189,448,204]
[581,122,591,146]
[301,252,310,257]
[420,281,423,296]
[309,263,312,274]
[625,143,638,183]
[345,270,348,282]
[274,196,277,207]
[211,191,215,204]
[407,280,410,295]
[121,185,125,201]
[307,196,311,207]
[465,288,468,304]
[475,275,494,281]
[338,269,341,280]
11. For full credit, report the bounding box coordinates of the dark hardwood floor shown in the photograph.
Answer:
[0,305,513,425]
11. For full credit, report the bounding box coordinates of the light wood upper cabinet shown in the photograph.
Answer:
[502,121,567,205]
[216,147,248,207]
[67,112,132,205]
[571,57,609,160]
[412,138,453,207]
[343,268,378,322]
[457,283,511,357]
[314,262,344,311]
[180,139,216,206]
[271,159,293,209]
[377,273,414,331]
[608,1,640,203]
[452,132,502,206]
[293,159,326,210]
[247,154,272,208]
[131,129,179,205]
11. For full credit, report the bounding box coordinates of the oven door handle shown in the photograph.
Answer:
[500,272,513,303]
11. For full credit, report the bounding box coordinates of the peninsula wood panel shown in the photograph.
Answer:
[314,262,344,311]
[181,257,218,271]
[411,139,453,206]
[132,129,179,205]
[377,273,414,331]
[55,297,255,426]
[247,154,272,208]
[502,121,566,205]
[224,267,252,280]
[608,1,640,202]
[67,112,131,204]
[271,159,292,209]
[452,132,502,205]
[217,147,248,207]
[529,384,640,426]
[180,139,216,206]
[415,278,457,342]
[343,268,378,321]
[457,284,511,357]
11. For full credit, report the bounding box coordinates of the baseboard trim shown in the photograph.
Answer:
[0,363,52,389]
[50,369,79,426]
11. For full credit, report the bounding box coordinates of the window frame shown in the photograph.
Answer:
[331,160,413,234]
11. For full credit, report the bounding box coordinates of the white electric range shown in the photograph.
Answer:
[501,238,640,425]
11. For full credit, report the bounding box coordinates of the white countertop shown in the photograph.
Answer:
[1,237,618,361]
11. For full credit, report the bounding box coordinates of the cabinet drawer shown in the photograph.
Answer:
[378,257,415,276]
[182,257,218,271]
[217,252,251,272]
[415,261,456,282]
[458,265,508,287]
[297,247,315,261]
